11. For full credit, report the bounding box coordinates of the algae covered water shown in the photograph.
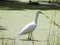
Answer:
[0,10,60,45]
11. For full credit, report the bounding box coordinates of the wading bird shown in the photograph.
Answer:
[18,10,44,40]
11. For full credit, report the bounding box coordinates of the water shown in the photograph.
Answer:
[0,10,60,45]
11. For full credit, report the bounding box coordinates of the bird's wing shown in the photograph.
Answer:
[19,22,36,35]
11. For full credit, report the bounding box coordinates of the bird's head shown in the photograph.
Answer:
[37,10,44,15]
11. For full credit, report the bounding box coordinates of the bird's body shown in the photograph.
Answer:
[19,21,36,35]
[18,10,43,40]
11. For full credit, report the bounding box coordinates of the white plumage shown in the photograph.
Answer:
[18,10,44,40]
[19,21,36,35]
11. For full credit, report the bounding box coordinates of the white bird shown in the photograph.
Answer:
[18,10,44,40]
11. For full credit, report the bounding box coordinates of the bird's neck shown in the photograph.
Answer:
[34,12,39,24]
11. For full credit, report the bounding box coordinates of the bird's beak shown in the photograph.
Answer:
[40,12,44,15]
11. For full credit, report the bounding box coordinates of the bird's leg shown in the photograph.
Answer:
[30,33,32,40]
[28,33,30,40]
[28,33,32,40]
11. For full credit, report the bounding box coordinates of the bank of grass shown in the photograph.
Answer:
[0,1,60,10]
